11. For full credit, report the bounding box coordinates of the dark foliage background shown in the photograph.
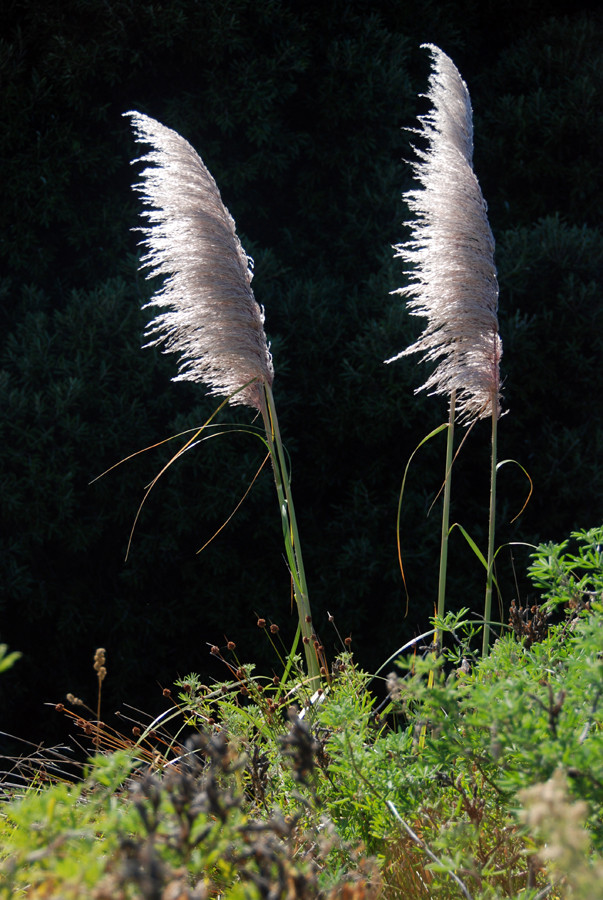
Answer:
[1,0,601,748]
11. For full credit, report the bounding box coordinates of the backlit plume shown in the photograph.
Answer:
[386,45,502,423]
[126,111,274,410]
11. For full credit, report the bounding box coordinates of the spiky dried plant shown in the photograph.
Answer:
[386,44,502,424]
[126,111,274,410]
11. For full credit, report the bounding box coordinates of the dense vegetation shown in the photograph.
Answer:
[1,0,601,751]
[1,529,602,897]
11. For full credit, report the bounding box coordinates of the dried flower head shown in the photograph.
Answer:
[93,647,107,682]
[386,671,403,702]
[518,768,601,892]
[66,693,84,706]
[126,111,274,410]
[386,45,502,423]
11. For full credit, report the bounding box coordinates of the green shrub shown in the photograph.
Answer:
[1,528,601,897]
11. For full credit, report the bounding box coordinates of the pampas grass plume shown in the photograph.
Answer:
[387,44,502,423]
[126,111,274,410]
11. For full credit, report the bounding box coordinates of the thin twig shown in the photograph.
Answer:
[385,799,475,900]
[340,726,475,900]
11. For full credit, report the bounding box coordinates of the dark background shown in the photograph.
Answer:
[1,0,601,752]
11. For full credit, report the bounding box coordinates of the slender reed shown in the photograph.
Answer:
[386,46,502,649]
[260,381,316,677]
[437,391,455,626]
[483,406,498,654]
[126,112,318,680]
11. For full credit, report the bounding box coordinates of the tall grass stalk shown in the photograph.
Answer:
[483,400,498,654]
[126,111,318,680]
[387,46,502,648]
[261,382,318,681]
[437,391,455,628]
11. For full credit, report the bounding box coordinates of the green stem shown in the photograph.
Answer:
[482,402,498,655]
[261,382,319,683]
[437,391,456,633]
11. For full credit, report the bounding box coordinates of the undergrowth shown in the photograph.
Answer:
[1,527,602,899]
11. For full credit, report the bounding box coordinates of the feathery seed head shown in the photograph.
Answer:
[386,45,502,423]
[126,111,274,410]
